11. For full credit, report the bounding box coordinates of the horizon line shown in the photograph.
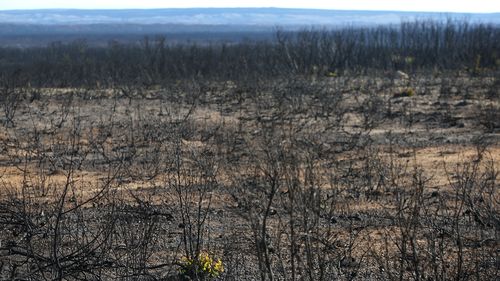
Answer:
[1,7,499,14]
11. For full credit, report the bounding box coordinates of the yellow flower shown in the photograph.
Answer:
[214,259,224,273]
[179,252,223,279]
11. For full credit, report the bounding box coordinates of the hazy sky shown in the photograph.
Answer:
[0,0,499,13]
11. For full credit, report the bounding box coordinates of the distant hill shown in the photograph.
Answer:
[1,8,499,47]
[1,8,499,26]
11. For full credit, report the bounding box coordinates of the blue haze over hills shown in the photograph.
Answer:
[0,8,498,46]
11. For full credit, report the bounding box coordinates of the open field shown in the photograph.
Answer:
[0,71,498,280]
[1,16,499,281]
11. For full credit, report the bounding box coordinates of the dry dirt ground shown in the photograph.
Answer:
[0,74,498,280]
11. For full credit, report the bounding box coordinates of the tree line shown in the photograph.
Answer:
[0,19,499,88]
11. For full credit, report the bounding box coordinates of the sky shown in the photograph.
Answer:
[0,0,499,13]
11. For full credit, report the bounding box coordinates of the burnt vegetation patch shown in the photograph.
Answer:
[0,20,499,280]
